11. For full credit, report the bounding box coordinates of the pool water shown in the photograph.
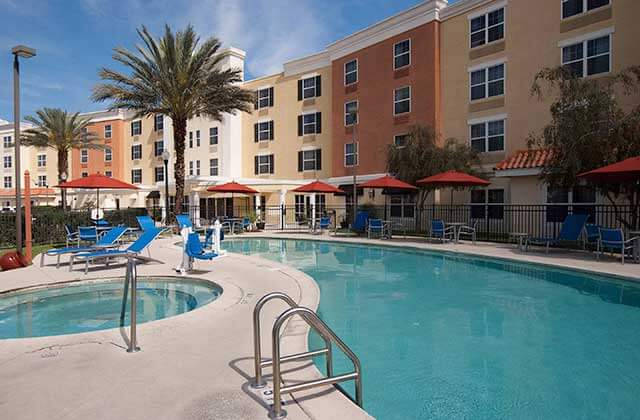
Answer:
[224,238,640,420]
[0,278,221,339]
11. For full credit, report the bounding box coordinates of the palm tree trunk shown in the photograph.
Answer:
[173,118,187,216]
[57,149,68,182]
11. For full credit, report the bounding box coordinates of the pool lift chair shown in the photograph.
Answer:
[176,220,225,274]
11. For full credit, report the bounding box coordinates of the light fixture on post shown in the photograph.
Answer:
[12,44,36,255]
[162,149,171,223]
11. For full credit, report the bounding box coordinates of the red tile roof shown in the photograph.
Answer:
[495,149,553,171]
[0,188,56,197]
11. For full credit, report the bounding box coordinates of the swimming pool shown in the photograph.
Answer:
[224,238,640,420]
[0,277,222,339]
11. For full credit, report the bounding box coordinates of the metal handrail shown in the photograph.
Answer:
[124,256,140,353]
[252,292,362,419]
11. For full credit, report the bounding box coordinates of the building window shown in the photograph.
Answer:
[104,147,112,162]
[154,140,164,157]
[344,59,358,85]
[155,166,164,182]
[394,39,411,70]
[154,114,163,131]
[131,120,142,136]
[255,154,274,175]
[37,175,47,187]
[189,161,194,176]
[298,149,322,171]
[80,149,88,164]
[546,186,597,222]
[470,119,505,152]
[298,112,322,136]
[209,127,218,145]
[255,121,274,142]
[3,155,11,169]
[471,189,504,219]
[470,7,505,49]
[562,35,610,78]
[81,172,88,178]
[390,195,415,218]
[344,143,358,167]
[394,86,411,115]
[470,63,504,101]
[37,154,47,167]
[562,0,610,19]
[196,160,200,176]
[104,124,112,139]
[295,195,306,221]
[394,134,409,148]
[344,101,358,126]
[131,169,142,184]
[3,136,12,148]
[209,158,219,176]
[299,75,321,100]
[196,130,200,147]
[189,131,193,148]
[256,87,274,109]
[131,144,142,160]
[4,176,12,188]
[105,171,112,177]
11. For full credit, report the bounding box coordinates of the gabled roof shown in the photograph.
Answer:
[495,149,553,171]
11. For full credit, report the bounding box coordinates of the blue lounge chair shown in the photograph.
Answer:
[186,232,218,263]
[584,223,600,249]
[64,224,78,247]
[351,211,369,233]
[317,217,331,233]
[41,226,129,268]
[430,219,455,242]
[136,215,156,231]
[70,227,165,274]
[175,214,193,230]
[367,219,386,239]
[94,218,111,228]
[525,214,589,253]
[78,226,99,246]
[597,228,639,264]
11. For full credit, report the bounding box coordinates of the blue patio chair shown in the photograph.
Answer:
[430,219,455,243]
[318,217,331,233]
[175,214,193,230]
[458,220,478,244]
[202,228,215,249]
[78,226,98,246]
[64,224,78,247]
[240,217,251,232]
[94,218,111,228]
[597,228,639,264]
[367,219,386,239]
[584,224,600,249]
[186,232,218,263]
[136,215,156,231]
[41,226,128,268]
[351,211,369,233]
[70,227,165,274]
[525,214,589,253]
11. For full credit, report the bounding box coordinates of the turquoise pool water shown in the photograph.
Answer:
[0,277,221,339]
[224,238,640,420]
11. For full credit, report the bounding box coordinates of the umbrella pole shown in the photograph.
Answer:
[97,188,100,220]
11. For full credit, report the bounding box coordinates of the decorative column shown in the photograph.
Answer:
[190,191,201,227]
[279,189,287,230]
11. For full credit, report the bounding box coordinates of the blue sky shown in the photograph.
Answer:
[0,0,460,121]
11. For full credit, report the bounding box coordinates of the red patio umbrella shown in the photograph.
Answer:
[206,181,258,218]
[292,180,343,194]
[417,170,490,204]
[358,175,417,219]
[578,156,640,183]
[57,173,138,215]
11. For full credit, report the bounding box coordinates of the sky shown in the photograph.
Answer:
[0,0,460,121]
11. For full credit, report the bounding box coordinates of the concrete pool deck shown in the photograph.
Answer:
[1,232,638,420]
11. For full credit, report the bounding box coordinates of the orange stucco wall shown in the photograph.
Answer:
[71,119,125,180]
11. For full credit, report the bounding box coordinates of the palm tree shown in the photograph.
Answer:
[21,108,104,184]
[92,25,254,215]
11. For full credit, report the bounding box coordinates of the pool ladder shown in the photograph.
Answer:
[120,256,140,353]
[252,292,363,419]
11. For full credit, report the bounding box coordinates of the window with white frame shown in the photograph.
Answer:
[131,120,142,136]
[81,172,88,178]
[131,169,142,184]
[3,136,12,148]
[210,158,219,176]
[295,195,306,221]
[196,160,200,176]
[471,189,504,219]
[209,127,218,145]
[394,86,411,115]
[562,0,610,19]
[3,176,12,188]
[344,143,358,167]
[344,60,358,85]
[155,166,164,182]
[394,39,411,70]
[80,149,88,164]
[255,121,273,142]
[37,154,46,167]
[189,131,193,148]
[105,171,112,177]
[3,155,11,169]
[345,101,358,126]
[562,35,610,78]
[299,112,322,136]
[154,114,163,131]
[154,140,164,157]
[470,63,504,101]
[104,124,112,139]
[189,161,194,176]
[37,175,47,187]
[394,134,409,148]
[196,130,201,147]
[470,119,505,152]
[104,147,112,162]
[298,149,322,171]
[300,76,321,99]
[470,7,505,48]
[546,185,596,222]
[256,87,274,109]
[131,144,142,160]
[255,154,274,175]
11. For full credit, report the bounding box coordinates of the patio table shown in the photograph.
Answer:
[447,222,467,244]
[509,232,529,251]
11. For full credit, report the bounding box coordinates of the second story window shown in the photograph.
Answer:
[3,176,12,188]
[105,171,112,177]
[131,120,142,136]
[209,127,218,145]
[254,121,274,142]
[256,87,274,109]
[80,149,88,164]
[298,149,322,172]
[37,154,47,167]
[562,0,609,19]
[155,166,164,182]
[470,63,505,101]
[345,101,358,126]
[154,114,163,131]
[344,59,358,85]
[344,143,358,167]
[394,87,411,115]
[196,160,200,176]
[189,161,194,176]
[131,144,142,160]
[131,169,142,184]
[562,35,610,78]
[210,158,219,176]
[394,39,411,70]
[189,131,193,148]
[104,124,112,139]
[470,119,505,153]
[104,147,112,162]
[196,130,201,147]
[3,136,12,148]
[394,134,408,148]
[298,112,322,136]
[470,7,505,49]
[37,175,47,187]
[254,154,274,175]
[298,75,322,100]
[154,140,164,157]
[81,172,88,178]
[3,155,12,169]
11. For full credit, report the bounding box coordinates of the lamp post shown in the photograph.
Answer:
[60,172,67,210]
[162,149,170,223]
[349,109,359,225]
[12,45,36,255]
